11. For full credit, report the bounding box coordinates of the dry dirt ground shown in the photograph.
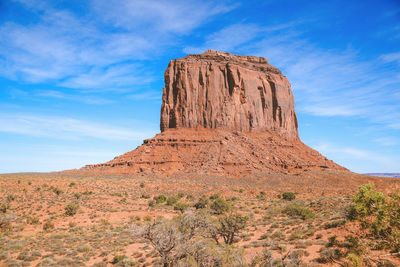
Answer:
[0,170,399,266]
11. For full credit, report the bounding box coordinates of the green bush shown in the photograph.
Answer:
[174,202,190,213]
[148,200,155,207]
[282,192,296,201]
[194,196,209,209]
[0,202,10,213]
[209,194,220,200]
[52,187,63,195]
[283,203,315,220]
[210,198,231,214]
[0,214,11,230]
[154,195,167,204]
[324,219,346,229]
[346,253,362,267]
[65,203,79,216]
[347,183,400,251]
[217,213,248,244]
[166,196,179,206]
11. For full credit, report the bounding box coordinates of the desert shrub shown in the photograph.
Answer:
[347,183,400,251]
[324,219,346,229]
[343,235,365,256]
[166,196,179,206]
[377,259,397,267]
[194,195,209,209]
[186,194,194,200]
[148,200,155,207]
[0,214,11,231]
[346,253,362,267]
[139,182,145,188]
[215,213,248,244]
[26,216,40,225]
[282,192,296,201]
[65,203,79,216]
[252,249,305,266]
[154,195,167,204]
[52,187,63,195]
[210,198,231,215]
[173,202,190,213]
[69,182,76,187]
[317,247,343,263]
[177,192,185,199]
[6,194,15,202]
[283,203,315,220]
[326,235,339,247]
[134,211,246,266]
[111,255,127,264]
[0,202,10,213]
[43,221,54,231]
[209,194,220,200]
[74,193,81,199]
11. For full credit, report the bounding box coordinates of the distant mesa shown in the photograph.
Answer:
[67,50,347,176]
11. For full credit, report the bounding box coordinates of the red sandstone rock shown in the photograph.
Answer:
[66,50,347,176]
[76,128,346,176]
[160,50,298,140]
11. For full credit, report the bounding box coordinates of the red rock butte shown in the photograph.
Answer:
[71,50,347,176]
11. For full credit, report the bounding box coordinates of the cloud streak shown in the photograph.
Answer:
[0,0,236,90]
[186,22,400,130]
[0,113,153,141]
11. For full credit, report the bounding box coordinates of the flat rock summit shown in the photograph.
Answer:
[72,50,346,176]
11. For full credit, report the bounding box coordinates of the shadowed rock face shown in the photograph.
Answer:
[160,50,299,140]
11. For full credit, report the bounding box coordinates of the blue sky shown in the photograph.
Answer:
[0,0,399,173]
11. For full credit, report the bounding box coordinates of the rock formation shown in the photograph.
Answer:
[160,50,298,139]
[70,50,347,176]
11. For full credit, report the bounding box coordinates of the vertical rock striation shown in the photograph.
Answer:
[160,50,298,139]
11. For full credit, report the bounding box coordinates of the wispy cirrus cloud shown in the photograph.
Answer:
[186,22,400,130]
[314,142,399,172]
[8,89,113,105]
[92,0,237,34]
[380,52,400,64]
[0,113,153,141]
[0,0,237,90]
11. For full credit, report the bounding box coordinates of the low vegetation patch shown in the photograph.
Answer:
[283,203,315,220]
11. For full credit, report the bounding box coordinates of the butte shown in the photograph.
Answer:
[71,50,347,176]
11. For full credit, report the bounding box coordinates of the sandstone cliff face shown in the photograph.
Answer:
[160,50,298,140]
[68,50,347,177]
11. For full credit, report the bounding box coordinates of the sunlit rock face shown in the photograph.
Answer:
[160,50,298,140]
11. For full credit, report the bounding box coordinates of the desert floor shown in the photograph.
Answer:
[0,170,399,266]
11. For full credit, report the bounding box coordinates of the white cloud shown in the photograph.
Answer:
[190,23,400,130]
[0,113,152,141]
[184,24,262,54]
[34,90,113,105]
[92,0,237,34]
[374,137,398,146]
[127,91,161,101]
[314,142,399,172]
[380,52,400,64]
[0,0,236,88]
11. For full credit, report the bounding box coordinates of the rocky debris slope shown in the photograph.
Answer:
[161,50,298,140]
[79,128,346,176]
[68,50,347,176]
